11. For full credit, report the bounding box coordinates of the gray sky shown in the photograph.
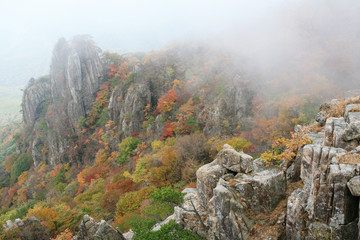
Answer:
[0,0,285,87]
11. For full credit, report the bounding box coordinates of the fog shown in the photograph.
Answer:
[1,0,360,99]
[0,0,283,87]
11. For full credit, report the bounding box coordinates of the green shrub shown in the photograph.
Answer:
[78,116,87,128]
[11,153,33,181]
[150,187,184,205]
[132,219,203,240]
[0,200,37,222]
[117,137,141,164]
[141,203,174,221]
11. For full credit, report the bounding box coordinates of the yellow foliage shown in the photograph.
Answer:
[164,137,176,146]
[151,140,163,151]
[27,202,59,233]
[123,171,132,179]
[95,149,109,165]
[17,171,29,185]
[261,132,312,166]
[215,137,252,152]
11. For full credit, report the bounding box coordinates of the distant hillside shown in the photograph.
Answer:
[0,86,22,126]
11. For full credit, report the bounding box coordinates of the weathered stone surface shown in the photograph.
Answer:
[196,160,226,206]
[198,84,253,136]
[286,149,303,182]
[217,144,254,173]
[344,112,360,141]
[286,187,309,240]
[50,36,103,131]
[109,82,151,138]
[306,132,324,145]
[323,118,347,149]
[234,168,286,212]
[315,110,327,126]
[21,36,105,166]
[22,78,50,126]
[73,215,125,240]
[344,104,360,120]
[348,176,360,196]
[163,145,286,240]
[123,229,134,240]
[286,101,360,240]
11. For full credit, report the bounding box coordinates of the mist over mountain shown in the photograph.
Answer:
[1,1,360,239]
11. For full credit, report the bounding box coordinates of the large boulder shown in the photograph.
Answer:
[165,144,286,240]
[73,215,125,240]
[347,176,360,196]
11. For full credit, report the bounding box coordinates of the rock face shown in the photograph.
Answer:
[108,81,151,137]
[198,85,253,136]
[49,36,103,131]
[163,144,286,240]
[22,77,50,126]
[72,215,125,240]
[22,36,104,166]
[286,98,360,240]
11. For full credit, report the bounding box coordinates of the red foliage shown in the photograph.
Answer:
[107,64,118,79]
[106,62,129,80]
[103,178,136,212]
[131,131,139,137]
[7,184,18,200]
[162,120,176,139]
[155,88,176,114]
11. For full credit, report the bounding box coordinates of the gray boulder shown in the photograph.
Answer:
[73,215,125,240]
[347,176,360,196]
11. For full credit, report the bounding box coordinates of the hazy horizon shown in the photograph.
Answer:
[0,0,287,87]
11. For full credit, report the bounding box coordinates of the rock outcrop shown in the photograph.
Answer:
[155,97,360,240]
[162,144,286,240]
[198,84,253,136]
[49,36,103,131]
[2,217,50,240]
[22,77,50,126]
[72,215,125,240]
[22,36,104,166]
[286,98,360,240]
[108,81,151,137]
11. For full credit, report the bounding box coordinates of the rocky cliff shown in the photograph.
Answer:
[22,36,104,166]
[21,39,254,166]
[158,144,287,240]
[286,98,360,240]
[156,97,360,240]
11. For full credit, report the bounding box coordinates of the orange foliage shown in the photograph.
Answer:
[162,120,176,139]
[27,204,59,233]
[103,178,136,212]
[155,88,176,114]
[15,185,28,204]
[95,149,109,165]
[51,229,73,240]
[7,185,18,200]
[261,132,312,166]
[50,164,63,178]
[17,171,29,185]
[77,165,110,193]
